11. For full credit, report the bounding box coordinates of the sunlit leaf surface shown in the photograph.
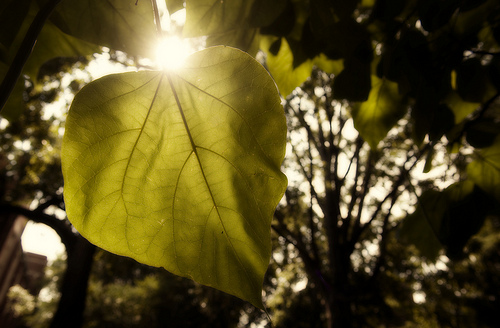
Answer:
[62,46,287,308]
[261,37,313,97]
[351,76,405,149]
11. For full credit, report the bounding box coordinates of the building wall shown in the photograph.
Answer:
[0,215,47,327]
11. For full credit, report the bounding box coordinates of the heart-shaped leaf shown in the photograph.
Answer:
[61,46,287,308]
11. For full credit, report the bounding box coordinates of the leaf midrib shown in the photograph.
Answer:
[166,72,254,285]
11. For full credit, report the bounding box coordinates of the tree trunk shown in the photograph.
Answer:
[50,235,95,328]
[325,246,353,328]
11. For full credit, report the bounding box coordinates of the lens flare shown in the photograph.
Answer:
[155,36,190,70]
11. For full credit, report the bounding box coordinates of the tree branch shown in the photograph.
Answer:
[342,137,364,241]
[350,142,429,245]
[35,195,65,212]
[306,141,321,264]
[348,149,374,243]
[0,203,76,253]
[289,140,324,214]
[449,91,500,146]
[370,193,398,280]
[271,222,331,294]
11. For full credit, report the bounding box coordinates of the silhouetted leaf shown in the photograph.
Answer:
[399,181,490,260]
[50,0,156,58]
[249,0,287,28]
[257,0,295,37]
[456,58,489,103]
[332,63,371,101]
[417,0,457,32]
[429,104,455,142]
[0,0,30,49]
[24,20,98,80]
[184,0,259,54]
[439,186,494,259]
[466,119,500,148]
[399,189,448,260]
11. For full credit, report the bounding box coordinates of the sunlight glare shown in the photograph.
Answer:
[155,36,191,70]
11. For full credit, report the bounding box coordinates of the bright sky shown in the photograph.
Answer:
[22,221,65,262]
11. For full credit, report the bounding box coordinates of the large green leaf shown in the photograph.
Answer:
[61,46,287,308]
[351,76,405,148]
[50,0,156,58]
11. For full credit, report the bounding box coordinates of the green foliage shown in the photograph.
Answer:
[7,257,66,328]
[84,250,252,328]
[400,182,496,260]
[351,76,405,149]
[61,47,287,307]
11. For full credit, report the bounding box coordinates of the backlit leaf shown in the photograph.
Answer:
[467,136,500,200]
[261,37,313,97]
[61,46,287,308]
[444,91,479,123]
[351,76,405,148]
[50,0,156,58]
[24,20,98,80]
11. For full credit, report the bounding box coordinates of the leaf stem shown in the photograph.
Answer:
[0,0,63,115]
